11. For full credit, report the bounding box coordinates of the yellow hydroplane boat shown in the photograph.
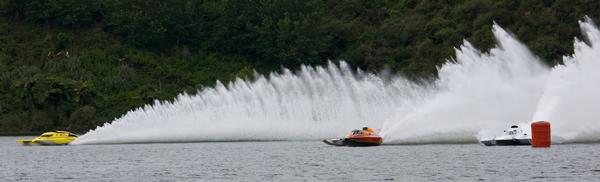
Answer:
[16,131,78,145]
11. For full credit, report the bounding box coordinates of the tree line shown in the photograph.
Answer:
[0,0,598,133]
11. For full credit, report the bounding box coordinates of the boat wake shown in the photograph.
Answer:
[532,17,600,144]
[381,23,548,144]
[73,17,600,145]
[73,62,424,144]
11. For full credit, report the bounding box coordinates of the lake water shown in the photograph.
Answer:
[1,137,600,181]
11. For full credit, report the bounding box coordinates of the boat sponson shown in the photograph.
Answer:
[481,139,531,146]
[16,140,36,146]
[323,139,347,146]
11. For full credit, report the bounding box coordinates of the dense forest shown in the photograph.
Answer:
[0,0,599,133]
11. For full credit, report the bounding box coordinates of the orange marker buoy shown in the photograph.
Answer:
[531,121,551,147]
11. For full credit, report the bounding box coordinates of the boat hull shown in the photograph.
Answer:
[324,136,383,146]
[17,139,72,146]
[344,138,382,146]
[480,139,531,146]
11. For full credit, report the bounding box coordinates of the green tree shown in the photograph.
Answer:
[23,0,102,27]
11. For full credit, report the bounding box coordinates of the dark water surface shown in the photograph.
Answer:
[1,137,600,181]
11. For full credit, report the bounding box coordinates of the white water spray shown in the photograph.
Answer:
[74,18,600,145]
[380,23,549,144]
[533,16,600,143]
[73,62,423,144]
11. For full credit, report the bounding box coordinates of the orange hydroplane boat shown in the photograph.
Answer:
[323,127,383,146]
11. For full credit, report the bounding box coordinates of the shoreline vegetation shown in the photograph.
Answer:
[1,1,599,133]
[0,132,42,136]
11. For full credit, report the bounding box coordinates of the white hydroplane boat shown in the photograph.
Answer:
[480,124,531,146]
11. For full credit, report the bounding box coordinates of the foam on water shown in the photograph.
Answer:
[74,18,600,145]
